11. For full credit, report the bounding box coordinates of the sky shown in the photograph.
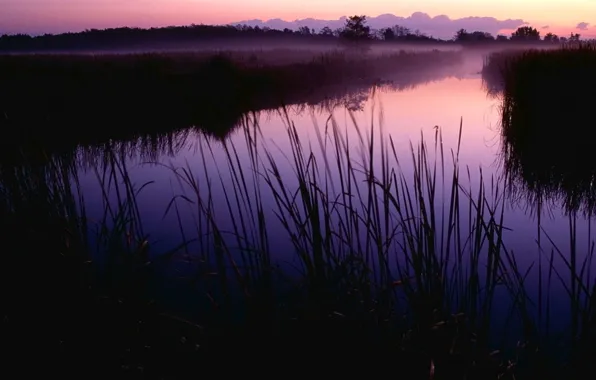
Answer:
[2,0,595,38]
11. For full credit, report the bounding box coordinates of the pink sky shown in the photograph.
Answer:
[2,0,595,37]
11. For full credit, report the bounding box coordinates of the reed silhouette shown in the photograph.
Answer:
[4,42,596,379]
[480,47,596,378]
[482,43,596,215]
[3,111,595,378]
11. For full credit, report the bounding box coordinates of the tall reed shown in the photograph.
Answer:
[4,104,596,377]
[152,109,533,376]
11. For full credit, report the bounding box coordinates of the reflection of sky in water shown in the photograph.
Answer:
[77,75,594,330]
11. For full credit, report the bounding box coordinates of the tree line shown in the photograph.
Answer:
[454,25,581,43]
[0,15,587,52]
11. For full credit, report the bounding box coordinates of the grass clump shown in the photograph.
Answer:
[481,43,596,215]
[478,45,596,378]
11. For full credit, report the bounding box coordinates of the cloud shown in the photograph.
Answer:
[232,12,527,39]
[541,25,550,29]
[576,22,590,30]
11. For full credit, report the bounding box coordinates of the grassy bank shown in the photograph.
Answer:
[481,43,595,92]
[3,111,596,378]
[481,43,596,214]
[0,49,462,143]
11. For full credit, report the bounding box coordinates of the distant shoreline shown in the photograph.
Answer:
[0,23,563,54]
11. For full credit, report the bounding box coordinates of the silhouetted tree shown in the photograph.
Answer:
[480,32,495,41]
[0,20,562,52]
[298,26,311,35]
[511,26,540,41]
[569,33,581,43]
[319,26,333,36]
[455,29,468,41]
[339,15,371,40]
[455,29,494,43]
[382,27,396,41]
[1,24,351,52]
[370,29,383,40]
[393,25,411,37]
[543,32,560,42]
[496,35,509,42]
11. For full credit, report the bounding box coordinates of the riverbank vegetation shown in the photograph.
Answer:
[0,49,463,154]
[3,114,596,378]
[3,28,596,379]
[482,43,596,214]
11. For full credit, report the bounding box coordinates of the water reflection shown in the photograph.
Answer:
[4,71,595,354]
[0,61,469,167]
[1,73,501,273]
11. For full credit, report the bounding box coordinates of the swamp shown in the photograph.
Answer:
[2,31,596,379]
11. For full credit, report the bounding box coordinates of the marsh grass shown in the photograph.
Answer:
[159,108,596,376]
[0,145,207,377]
[3,103,596,377]
[0,49,463,153]
[480,43,596,216]
[477,42,596,376]
[135,109,541,376]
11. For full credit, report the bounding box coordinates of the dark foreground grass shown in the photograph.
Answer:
[482,43,596,215]
[2,112,595,378]
[0,49,462,147]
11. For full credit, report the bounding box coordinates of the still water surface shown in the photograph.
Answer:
[76,69,592,331]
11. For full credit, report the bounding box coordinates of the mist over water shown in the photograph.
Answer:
[59,50,586,329]
[3,43,590,344]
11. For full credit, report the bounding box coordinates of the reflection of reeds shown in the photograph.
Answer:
[482,43,596,215]
[0,116,518,377]
[481,45,596,375]
[0,146,203,376]
[4,110,596,377]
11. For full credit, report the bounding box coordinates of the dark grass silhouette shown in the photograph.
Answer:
[3,113,595,379]
[480,45,596,379]
[482,43,596,215]
[0,49,463,162]
[0,119,517,379]
[4,44,596,379]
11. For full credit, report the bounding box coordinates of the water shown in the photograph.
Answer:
[68,66,593,340]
